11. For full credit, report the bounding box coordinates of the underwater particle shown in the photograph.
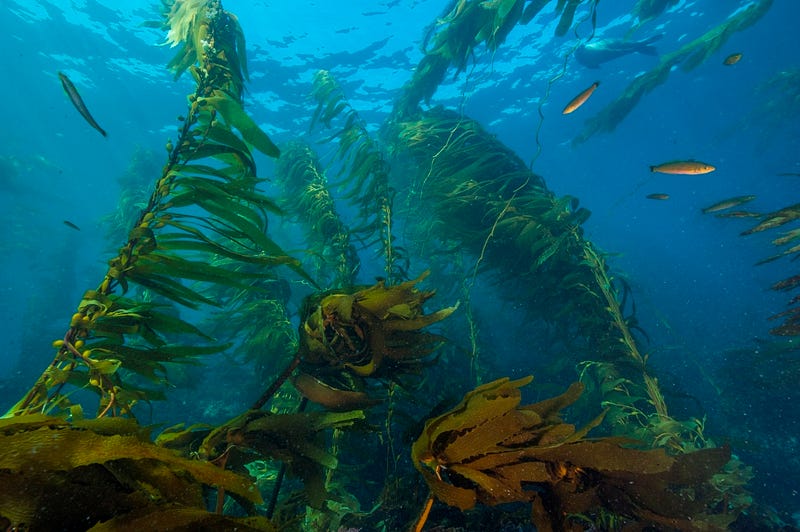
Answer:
[701,194,756,214]
[650,160,716,175]
[57,72,107,138]
[63,220,81,231]
[562,81,600,114]
[646,193,670,200]
[723,52,743,65]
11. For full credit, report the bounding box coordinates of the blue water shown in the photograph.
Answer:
[1,0,798,526]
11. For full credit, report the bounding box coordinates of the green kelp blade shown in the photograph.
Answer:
[142,306,216,341]
[126,270,218,309]
[157,234,297,267]
[132,253,260,290]
[89,342,229,383]
[181,142,258,176]
[204,123,254,159]
[206,93,280,158]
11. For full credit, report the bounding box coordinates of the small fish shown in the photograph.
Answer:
[63,220,81,231]
[58,71,107,137]
[741,203,800,235]
[723,53,743,65]
[650,160,716,175]
[772,227,800,246]
[715,210,761,219]
[701,194,756,214]
[562,81,600,115]
[646,193,670,200]
[777,172,800,177]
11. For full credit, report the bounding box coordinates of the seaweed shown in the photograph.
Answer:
[275,141,360,289]
[2,0,766,528]
[0,415,269,531]
[412,377,735,531]
[575,0,774,143]
[395,0,597,119]
[310,70,406,282]
[293,271,458,411]
[6,0,295,418]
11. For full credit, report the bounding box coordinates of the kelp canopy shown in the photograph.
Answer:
[2,0,777,530]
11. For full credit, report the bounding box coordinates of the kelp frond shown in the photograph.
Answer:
[7,0,294,418]
[0,414,270,531]
[575,0,773,143]
[162,0,249,92]
[397,0,597,119]
[310,70,406,282]
[411,377,737,531]
[294,271,457,411]
[276,141,360,289]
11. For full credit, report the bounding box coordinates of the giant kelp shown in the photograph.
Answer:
[396,111,714,456]
[275,141,360,289]
[5,0,297,419]
[396,0,597,119]
[0,414,270,531]
[310,70,405,283]
[3,0,762,529]
[293,271,458,411]
[575,0,774,143]
[411,377,735,531]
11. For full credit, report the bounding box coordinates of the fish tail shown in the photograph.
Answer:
[649,166,656,172]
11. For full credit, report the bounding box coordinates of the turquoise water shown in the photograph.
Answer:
[1,0,798,528]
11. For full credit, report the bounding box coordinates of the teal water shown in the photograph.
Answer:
[1,0,798,527]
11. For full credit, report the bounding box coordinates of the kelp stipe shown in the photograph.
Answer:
[387,109,713,455]
[310,70,407,283]
[275,141,360,289]
[575,0,773,143]
[6,0,293,419]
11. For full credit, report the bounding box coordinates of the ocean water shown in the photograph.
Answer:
[0,0,798,529]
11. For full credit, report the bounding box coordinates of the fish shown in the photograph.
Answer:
[650,161,716,175]
[701,195,756,214]
[741,203,800,235]
[646,193,670,200]
[562,81,599,114]
[574,35,661,69]
[723,53,743,65]
[63,220,81,231]
[772,228,800,246]
[715,211,761,219]
[58,72,107,137]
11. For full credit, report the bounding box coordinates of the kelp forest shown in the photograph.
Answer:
[2,0,793,530]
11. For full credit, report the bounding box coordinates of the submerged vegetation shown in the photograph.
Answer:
[575,0,774,143]
[1,0,787,530]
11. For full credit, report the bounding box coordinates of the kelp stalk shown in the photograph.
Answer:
[575,0,773,143]
[6,0,289,418]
